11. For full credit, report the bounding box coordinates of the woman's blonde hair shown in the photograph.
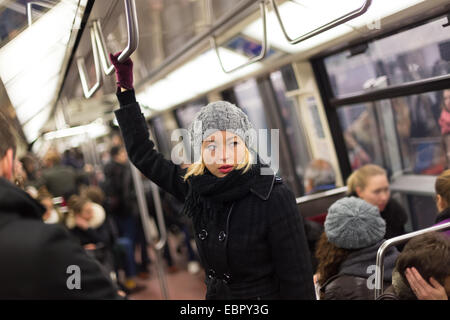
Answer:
[435,169,450,206]
[346,164,387,194]
[183,146,253,181]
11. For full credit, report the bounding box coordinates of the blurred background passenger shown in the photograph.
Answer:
[0,113,119,299]
[36,149,84,200]
[66,195,117,281]
[315,197,399,300]
[438,89,450,167]
[347,164,408,242]
[102,145,150,289]
[433,169,450,236]
[304,159,336,195]
[37,187,62,224]
[389,232,449,300]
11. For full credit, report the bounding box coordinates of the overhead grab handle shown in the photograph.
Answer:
[94,0,139,75]
[269,0,372,45]
[374,222,450,300]
[27,1,54,26]
[77,27,102,99]
[93,20,115,75]
[211,0,267,73]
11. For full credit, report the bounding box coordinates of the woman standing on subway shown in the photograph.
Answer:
[109,52,315,300]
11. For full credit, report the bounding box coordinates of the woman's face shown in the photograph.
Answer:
[201,131,246,178]
[80,202,94,221]
[356,174,390,211]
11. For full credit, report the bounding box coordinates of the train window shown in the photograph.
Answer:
[150,116,172,159]
[0,1,53,48]
[324,15,450,98]
[270,69,310,179]
[338,103,386,171]
[175,98,207,129]
[233,78,269,130]
[338,90,448,176]
[279,64,299,92]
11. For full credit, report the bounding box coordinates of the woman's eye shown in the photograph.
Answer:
[230,141,239,147]
[207,145,216,151]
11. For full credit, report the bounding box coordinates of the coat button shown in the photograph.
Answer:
[223,273,231,284]
[218,231,226,241]
[208,269,216,279]
[198,229,208,240]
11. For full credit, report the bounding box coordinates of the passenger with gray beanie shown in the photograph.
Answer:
[315,196,399,300]
[110,52,315,299]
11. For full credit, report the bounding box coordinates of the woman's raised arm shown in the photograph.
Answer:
[110,52,188,202]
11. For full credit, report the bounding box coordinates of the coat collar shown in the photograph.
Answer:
[0,178,45,220]
[249,167,278,201]
[436,207,450,224]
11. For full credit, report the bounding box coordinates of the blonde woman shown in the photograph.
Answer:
[109,52,315,300]
[347,164,408,241]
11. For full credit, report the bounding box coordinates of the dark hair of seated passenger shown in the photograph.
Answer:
[68,195,90,215]
[315,233,355,289]
[396,232,450,287]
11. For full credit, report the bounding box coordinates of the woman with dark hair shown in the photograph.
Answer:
[315,197,398,300]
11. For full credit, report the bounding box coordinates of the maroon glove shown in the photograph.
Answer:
[109,51,133,90]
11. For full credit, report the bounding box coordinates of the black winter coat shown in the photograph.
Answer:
[0,178,119,299]
[114,90,315,300]
[320,242,399,300]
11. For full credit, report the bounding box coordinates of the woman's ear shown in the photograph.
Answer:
[355,186,363,198]
[436,194,447,211]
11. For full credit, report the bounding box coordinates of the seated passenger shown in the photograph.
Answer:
[347,164,408,241]
[388,232,449,300]
[66,195,115,260]
[304,159,336,195]
[0,114,119,299]
[433,169,450,236]
[315,197,399,300]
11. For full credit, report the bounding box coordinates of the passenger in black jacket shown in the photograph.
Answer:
[316,197,399,300]
[0,114,120,299]
[109,52,315,300]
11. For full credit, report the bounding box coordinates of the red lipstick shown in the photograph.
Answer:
[218,165,233,174]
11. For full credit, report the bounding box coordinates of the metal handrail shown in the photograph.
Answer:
[269,0,372,45]
[374,222,450,300]
[26,1,53,26]
[76,27,102,99]
[296,186,348,204]
[210,0,268,73]
[93,20,115,75]
[94,0,139,74]
[129,163,169,299]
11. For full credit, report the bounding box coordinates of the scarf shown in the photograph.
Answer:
[182,162,261,228]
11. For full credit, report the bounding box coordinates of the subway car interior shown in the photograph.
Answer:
[0,0,450,301]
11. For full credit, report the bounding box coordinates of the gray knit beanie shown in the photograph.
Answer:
[325,196,386,249]
[188,101,257,161]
